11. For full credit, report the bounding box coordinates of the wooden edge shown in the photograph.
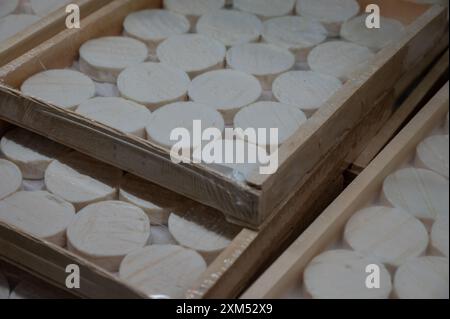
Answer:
[351,48,449,173]
[0,0,113,67]
[241,82,449,299]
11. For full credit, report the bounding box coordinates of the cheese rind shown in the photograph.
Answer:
[272,71,342,117]
[117,62,190,111]
[188,70,262,124]
[196,9,263,47]
[382,168,449,226]
[226,43,295,90]
[76,97,152,138]
[157,34,226,78]
[307,41,375,82]
[0,0,19,18]
[0,271,9,299]
[0,159,22,200]
[119,245,207,298]
[344,206,429,268]
[67,201,151,272]
[415,135,449,179]
[0,14,40,43]
[30,0,71,17]
[234,0,295,19]
[0,191,75,247]
[21,69,96,110]
[394,257,449,299]
[303,250,392,299]
[79,36,148,83]
[44,152,122,211]
[431,216,449,257]
[0,128,70,180]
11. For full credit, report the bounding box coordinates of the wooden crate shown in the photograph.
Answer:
[242,83,449,299]
[0,0,448,229]
[0,0,113,67]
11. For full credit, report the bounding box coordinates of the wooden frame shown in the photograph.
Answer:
[0,0,447,228]
[242,83,449,299]
[0,0,113,67]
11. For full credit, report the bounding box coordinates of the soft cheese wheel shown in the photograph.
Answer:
[296,0,360,37]
[30,0,71,17]
[67,201,151,272]
[164,0,225,26]
[168,209,239,263]
[234,101,307,147]
[415,135,449,179]
[0,191,75,247]
[0,159,22,200]
[0,128,70,180]
[157,34,226,79]
[21,69,96,110]
[123,9,190,54]
[234,0,295,20]
[262,16,327,62]
[344,206,429,269]
[22,179,45,192]
[196,9,263,47]
[308,41,375,82]
[272,71,342,117]
[0,14,39,43]
[382,168,449,226]
[151,226,177,245]
[119,245,207,298]
[431,216,449,257]
[226,43,295,90]
[303,250,392,299]
[341,15,405,52]
[188,70,261,124]
[76,97,151,138]
[117,62,190,111]
[394,256,449,299]
[45,152,122,211]
[145,102,225,150]
[0,270,9,299]
[79,36,148,83]
[0,0,19,18]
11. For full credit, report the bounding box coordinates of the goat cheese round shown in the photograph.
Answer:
[21,69,96,110]
[0,191,75,247]
[431,216,449,257]
[0,0,19,18]
[67,201,151,272]
[0,159,22,200]
[234,0,295,19]
[415,135,449,179]
[164,0,225,26]
[0,14,40,43]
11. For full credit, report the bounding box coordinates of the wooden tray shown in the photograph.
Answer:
[0,0,447,228]
[0,0,112,67]
[242,82,449,299]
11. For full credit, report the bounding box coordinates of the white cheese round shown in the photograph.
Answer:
[45,152,122,211]
[382,168,449,227]
[0,128,70,180]
[0,14,40,43]
[307,41,375,82]
[226,43,295,90]
[272,71,342,117]
[123,9,190,54]
[164,0,225,26]
[119,245,207,298]
[344,206,429,268]
[75,97,152,138]
[0,0,19,18]
[0,191,75,247]
[67,201,151,272]
[341,15,405,52]
[0,159,22,200]
[79,36,148,83]
[262,16,327,62]
[150,226,177,245]
[145,101,225,150]
[303,250,392,299]
[21,69,96,110]
[431,216,449,257]
[168,209,238,263]
[22,179,45,192]
[0,271,9,299]
[296,0,360,37]
[30,0,71,17]
[394,257,449,299]
[157,34,226,78]
[234,0,295,19]
[196,9,263,47]
[117,62,190,111]
[234,101,307,147]
[415,135,449,179]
